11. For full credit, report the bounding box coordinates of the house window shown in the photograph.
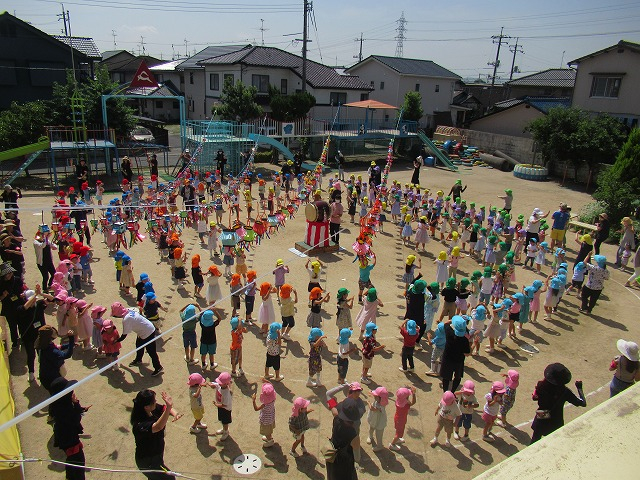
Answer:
[252,74,269,93]
[281,78,288,95]
[590,76,621,98]
[415,83,420,92]
[384,114,389,121]
[224,73,234,86]
[380,81,385,90]
[329,92,347,105]
[360,93,369,101]
[209,73,220,91]
[434,84,439,92]
[155,100,163,109]
[189,72,194,84]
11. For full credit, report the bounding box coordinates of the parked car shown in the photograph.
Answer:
[130,126,155,143]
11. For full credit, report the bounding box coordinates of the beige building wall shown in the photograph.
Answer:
[572,47,640,122]
[470,104,544,137]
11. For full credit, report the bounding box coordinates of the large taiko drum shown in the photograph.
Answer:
[305,201,330,222]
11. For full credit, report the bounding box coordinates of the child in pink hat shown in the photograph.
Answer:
[289,397,313,457]
[212,372,233,440]
[482,381,506,442]
[454,380,479,441]
[389,386,416,450]
[90,305,107,358]
[100,319,121,370]
[367,386,389,452]
[252,380,277,447]
[430,391,462,448]
[75,299,93,351]
[497,369,519,427]
[187,372,208,434]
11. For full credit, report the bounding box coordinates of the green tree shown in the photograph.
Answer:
[593,127,640,227]
[0,100,52,151]
[268,86,315,121]
[401,91,424,122]
[216,77,263,122]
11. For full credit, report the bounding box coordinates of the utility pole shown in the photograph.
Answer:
[302,0,310,92]
[259,19,268,46]
[140,36,146,55]
[353,33,364,63]
[58,4,68,36]
[111,30,117,48]
[509,37,524,80]
[488,27,510,87]
[395,12,406,58]
[184,38,189,57]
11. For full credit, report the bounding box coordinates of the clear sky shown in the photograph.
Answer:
[5,0,640,81]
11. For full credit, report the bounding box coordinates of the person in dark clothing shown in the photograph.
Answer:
[36,325,76,392]
[410,156,423,185]
[215,150,227,179]
[0,231,24,280]
[147,153,159,177]
[294,153,303,176]
[49,377,89,480]
[448,179,467,200]
[594,213,611,255]
[120,156,133,183]
[17,286,53,382]
[0,262,24,347]
[530,363,586,444]
[0,184,22,211]
[33,229,57,289]
[404,279,426,344]
[326,397,360,480]
[439,315,471,393]
[131,389,179,480]
[75,159,89,192]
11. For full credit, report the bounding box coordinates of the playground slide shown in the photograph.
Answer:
[416,131,458,171]
[247,134,295,162]
[0,137,50,162]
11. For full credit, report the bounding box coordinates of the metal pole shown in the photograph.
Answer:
[302,0,309,92]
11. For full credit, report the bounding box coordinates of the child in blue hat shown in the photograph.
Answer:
[307,327,326,387]
[265,323,284,382]
[230,316,248,377]
[399,319,419,373]
[199,309,222,370]
[361,323,386,384]
[337,328,356,384]
[567,261,586,297]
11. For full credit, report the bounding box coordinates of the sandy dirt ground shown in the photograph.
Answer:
[5,162,639,480]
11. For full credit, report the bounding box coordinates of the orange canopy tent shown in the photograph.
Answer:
[343,100,398,133]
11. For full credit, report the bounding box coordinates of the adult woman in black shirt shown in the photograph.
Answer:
[147,153,159,177]
[594,213,610,255]
[327,397,360,480]
[75,159,89,192]
[17,286,53,382]
[131,389,180,479]
[121,156,133,183]
[404,279,426,344]
[439,316,471,393]
[530,363,586,444]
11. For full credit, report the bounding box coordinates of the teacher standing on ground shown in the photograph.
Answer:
[329,189,344,247]
[525,208,549,246]
[410,155,423,186]
[439,315,471,393]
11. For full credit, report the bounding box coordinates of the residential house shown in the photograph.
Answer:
[569,40,640,128]
[99,51,163,84]
[196,45,373,123]
[505,68,576,100]
[0,11,100,108]
[469,97,571,137]
[176,45,250,120]
[344,55,461,129]
[450,90,484,127]
[127,81,183,123]
[149,58,187,89]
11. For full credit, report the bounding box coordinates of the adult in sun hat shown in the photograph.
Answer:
[615,216,636,267]
[609,339,640,397]
[439,315,471,393]
[327,397,360,480]
[594,212,610,255]
[49,377,89,480]
[579,252,610,314]
[111,302,164,377]
[17,286,53,382]
[496,188,513,213]
[525,207,549,246]
[448,179,467,201]
[36,325,76,393]
[33,227,57,289]
[550,203,571,249]
[530,363,586,444]
[0,184,22,211]
[0,261,23,347]
[411,155,423,185]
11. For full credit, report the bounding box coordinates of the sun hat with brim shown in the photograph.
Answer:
[291,397,311,417]
[462,380,475,394]
[364,322,378,338]
[599,213,609,220]
[54,293,68,302]
[214,371,232,386]
[506,369,520,389]
[49,377,77,396]
[544,363,572,386]
[371,386,389,406]
[442,391,456,405]
[580,234,593,245]
[593,255,607,268]
[101,319,115,330]
[617,339,639,362]
[34,325,58,349]
[111,302,128,317]
[452,315,467,337]
[406,320,417,336]
[492,381,507,394]
[339,328,352,345]
[260,383,277,404]
[338,398,362,422]
[187,372,206,387]
[0,263,16,276]
[395,387,412,408]
[200,310,214,327]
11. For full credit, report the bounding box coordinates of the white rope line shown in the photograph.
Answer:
[0,222,355,434]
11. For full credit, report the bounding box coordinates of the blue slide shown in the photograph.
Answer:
[248,134,295,161]
[417,131,458,171]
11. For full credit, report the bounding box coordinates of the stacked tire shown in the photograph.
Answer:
[513,164,548,181]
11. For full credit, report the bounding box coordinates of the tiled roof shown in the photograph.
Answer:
[150,59,188,71]
[349,55,460,79]
[125,80,181,96]
[101,50,129,60]
[199,45,373,90]
[53,36,101,58]
[506,69,575,88]
[569,40,640,64]
[494,96,571,114]
[177,45,249,70]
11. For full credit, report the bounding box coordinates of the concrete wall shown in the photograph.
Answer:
[469,103,543,137]
[572,46,640,125]
[459,128,537,163]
